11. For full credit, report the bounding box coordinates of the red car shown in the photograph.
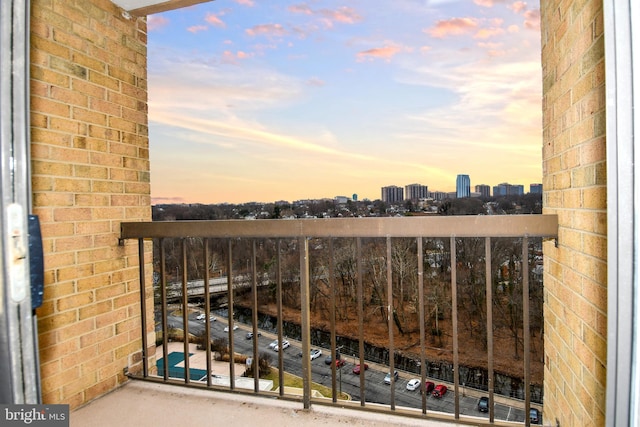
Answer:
[424,381,435,393]
[433,384,447,398]
[335,359,346,368]
[352,363,369,374]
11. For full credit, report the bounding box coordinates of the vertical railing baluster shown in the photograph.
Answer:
[227,239,235,390]
[485,237,495,423]
[300,236,312,409]
[450,236,459,418]
[252,239,259,392]
[329,238,338,403]
[387,237,396,410]
[276,239,284,396]
[160,239,169,381]
[181,239,190,384]
[523,236,531,427]
[204,239,212,387]
[357,237,365,406]
[417,237,427,414]
[138,238,148,378]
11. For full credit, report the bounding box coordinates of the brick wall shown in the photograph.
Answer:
[540,0,607,426]
[30,0,153,409]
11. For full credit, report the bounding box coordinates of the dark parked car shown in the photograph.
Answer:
[424,381,435,393]
[478,396,489,412]
[324,352,341,365]
[432,384,447,398]
[530,408,541,424]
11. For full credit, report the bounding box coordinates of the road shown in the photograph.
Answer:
[166,313,528,423]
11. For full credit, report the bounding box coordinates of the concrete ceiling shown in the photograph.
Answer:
[112,0,213,16]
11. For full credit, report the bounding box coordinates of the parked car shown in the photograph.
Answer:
[274,339,290,352]
[406,378,421,391]
[324,352,341,365]
[223,325,238,332]
[432,384,447,398]
[333,359,346,368]
[245,332,261,339]
[530,408,541,424]
[310,349,322,360]
[384,370,399,385]
[478,396,489,412]
[196,313,206,320]
[268,340,279,349]
[424,381,435,393]
[352,364,369,374]
[209,315,216,322]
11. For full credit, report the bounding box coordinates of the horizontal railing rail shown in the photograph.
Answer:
[122,214,557,427]
[121,215,558,239]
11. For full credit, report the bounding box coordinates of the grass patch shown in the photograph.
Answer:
[263,369,349,400]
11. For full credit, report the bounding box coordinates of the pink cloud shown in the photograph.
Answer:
[474,27,505,39]
[321,7,361,24]
[206,12,226,28]
[474,0,497,6]
[246,24,287,37]
[474,0,510,6]
[288,4,312,15]
[509,1,528,13]
[221,50,253,64]
[234,0,255,6]
[425,18,478,38]
[147,15,169,31]
[306,77,325,87]
[356,46,402,62]
[187,25,208,33]
[288,5,361,27]
[524,9,540,30]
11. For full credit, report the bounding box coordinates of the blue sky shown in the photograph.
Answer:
[147,0,542,204]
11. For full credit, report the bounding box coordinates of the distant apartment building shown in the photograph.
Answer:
[334,196,349,204]
[475,184,491,198]
[530,183,543,194]
[493,182,524,196]
[429,191,448,201]
[404,183,428,201]
[456,174,471,198]
[381,185,404,203]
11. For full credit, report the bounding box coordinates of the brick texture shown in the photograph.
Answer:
[541,0,607,426]
[31,0,153,409]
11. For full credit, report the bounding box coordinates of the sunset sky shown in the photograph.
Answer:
[147,0,542,204]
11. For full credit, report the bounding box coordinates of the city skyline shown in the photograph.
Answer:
[148,0,543,204]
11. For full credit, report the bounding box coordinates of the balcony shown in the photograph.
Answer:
[116,215,557,426]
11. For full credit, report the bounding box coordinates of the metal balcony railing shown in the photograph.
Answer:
[121,214,557,426]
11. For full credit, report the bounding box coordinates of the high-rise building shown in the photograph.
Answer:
[404,183,428,201]
[475,184,491,198]
[530,183,543,194]
[493,183,509,197]
[456,174,471,198]
[493,182,524,196]
[381,185,404,203]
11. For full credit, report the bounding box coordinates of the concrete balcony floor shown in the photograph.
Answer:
[70,380,466,427]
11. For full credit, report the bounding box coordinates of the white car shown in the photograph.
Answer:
[310,349,322,360]
[274,340,290,352]
[196,313,206,320]
[268,340,279,350]
[406,378,421,391]
[223,325,238,332]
